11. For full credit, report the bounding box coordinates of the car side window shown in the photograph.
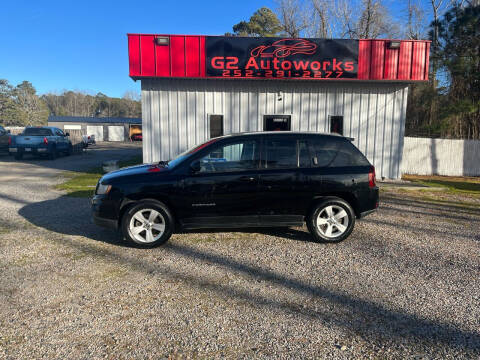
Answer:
[264,138,298,169]
[198,140,259,173]
[311,138,370,167]
[0,127,5,136]
[55,129,65,136]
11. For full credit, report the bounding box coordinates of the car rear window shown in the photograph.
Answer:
[311,138,370,167]
[23,128,53,136]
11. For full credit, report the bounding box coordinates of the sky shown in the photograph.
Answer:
[1,0,275,98]
[2,0,429,99]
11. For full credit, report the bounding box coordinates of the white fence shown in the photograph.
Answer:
[401,137,480,177]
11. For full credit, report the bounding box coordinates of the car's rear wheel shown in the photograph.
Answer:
[121,200,174,247]
[307,197,355,243]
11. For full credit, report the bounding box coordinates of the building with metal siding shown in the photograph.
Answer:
[128,35,429,178]
[141,79,408,179]
[48,116,142,142]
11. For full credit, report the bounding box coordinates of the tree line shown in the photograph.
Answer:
[227,1,480,139]
[0,79,141,127]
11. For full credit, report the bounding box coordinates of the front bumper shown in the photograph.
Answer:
[91,195,119,230]
[92,213,118,229]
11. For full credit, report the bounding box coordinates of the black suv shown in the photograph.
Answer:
[92,132,378,247]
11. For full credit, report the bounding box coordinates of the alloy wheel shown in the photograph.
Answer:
[316,205,349,238]
[128,208,166,243]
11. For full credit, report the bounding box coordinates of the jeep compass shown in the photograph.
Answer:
[92,132,379,247]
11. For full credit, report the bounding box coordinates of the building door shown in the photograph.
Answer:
[263,115,291,131]
[87,126,104,141]
[108,126,124,141]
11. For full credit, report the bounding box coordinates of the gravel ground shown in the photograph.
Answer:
[0,146,479,359]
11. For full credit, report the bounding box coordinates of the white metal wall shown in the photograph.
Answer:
[141,78,408,179]
[401,137,480,177]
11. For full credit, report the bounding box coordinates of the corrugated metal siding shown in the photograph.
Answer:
[128,34,430,82]
[401,137,480,176]
[141,79,408,179]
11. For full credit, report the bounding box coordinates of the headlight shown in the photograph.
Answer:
[96,183,112,195]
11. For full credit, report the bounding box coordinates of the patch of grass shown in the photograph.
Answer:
[382,188,480,211]
[402,174,480,196]
[57,156,143,198]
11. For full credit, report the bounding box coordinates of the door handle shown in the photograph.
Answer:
[239,176,256,182]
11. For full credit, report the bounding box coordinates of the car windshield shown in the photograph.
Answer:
[167,138,219,169]
[23,128,53,136]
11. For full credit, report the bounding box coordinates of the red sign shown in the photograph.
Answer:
[206,37,358,79]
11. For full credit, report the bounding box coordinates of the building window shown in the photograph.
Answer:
[263,115,291,131]
[330,115,344,135]
[209,115,224,138]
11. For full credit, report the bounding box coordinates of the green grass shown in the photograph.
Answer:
[57,155,143,198]
[402,174,480,196]
[413,179,480,193]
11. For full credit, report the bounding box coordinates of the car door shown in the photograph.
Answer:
[309,137,362,194]
[181,138,261,228]
[257,135,310,225]
[54,128,68,151]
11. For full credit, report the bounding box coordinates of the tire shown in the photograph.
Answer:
[121,200,174,248]
[307,197,355,243]
[49,147,57,160]
[14,153,23,160]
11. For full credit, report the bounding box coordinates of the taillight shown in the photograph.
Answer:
[368,166,376,188]
[43,137,48,145]
[88,136,90,139]
[8,136,11,145]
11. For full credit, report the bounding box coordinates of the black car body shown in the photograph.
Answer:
[92,132,378,247]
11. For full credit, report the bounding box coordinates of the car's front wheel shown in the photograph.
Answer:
[307,197,355,243]
[121,200,174,247]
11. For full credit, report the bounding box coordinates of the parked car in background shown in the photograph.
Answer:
[0,126,10,154]
[82,134,96,148]
[131,133,142,141]
[92,131,379,247]
[9,126,73,160]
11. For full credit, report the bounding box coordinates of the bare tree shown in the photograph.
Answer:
[405,0,427,39]
[309,0,332,38]
[331,0,356,38]
[123,90,141,102]
[276,0,309,37]
[354,0,397,39]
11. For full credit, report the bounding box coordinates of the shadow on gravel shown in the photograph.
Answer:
[18,195,316,245]
[180,227,314,243]
[0,143,142,173]
[18,195,480,356]
[381,195,480,216]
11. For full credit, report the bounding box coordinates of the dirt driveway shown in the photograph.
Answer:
[0,145,479,359]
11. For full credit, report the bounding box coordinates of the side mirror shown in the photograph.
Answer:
[65,132,70,137]
[190,161,201,173]
[6,130,11,134]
